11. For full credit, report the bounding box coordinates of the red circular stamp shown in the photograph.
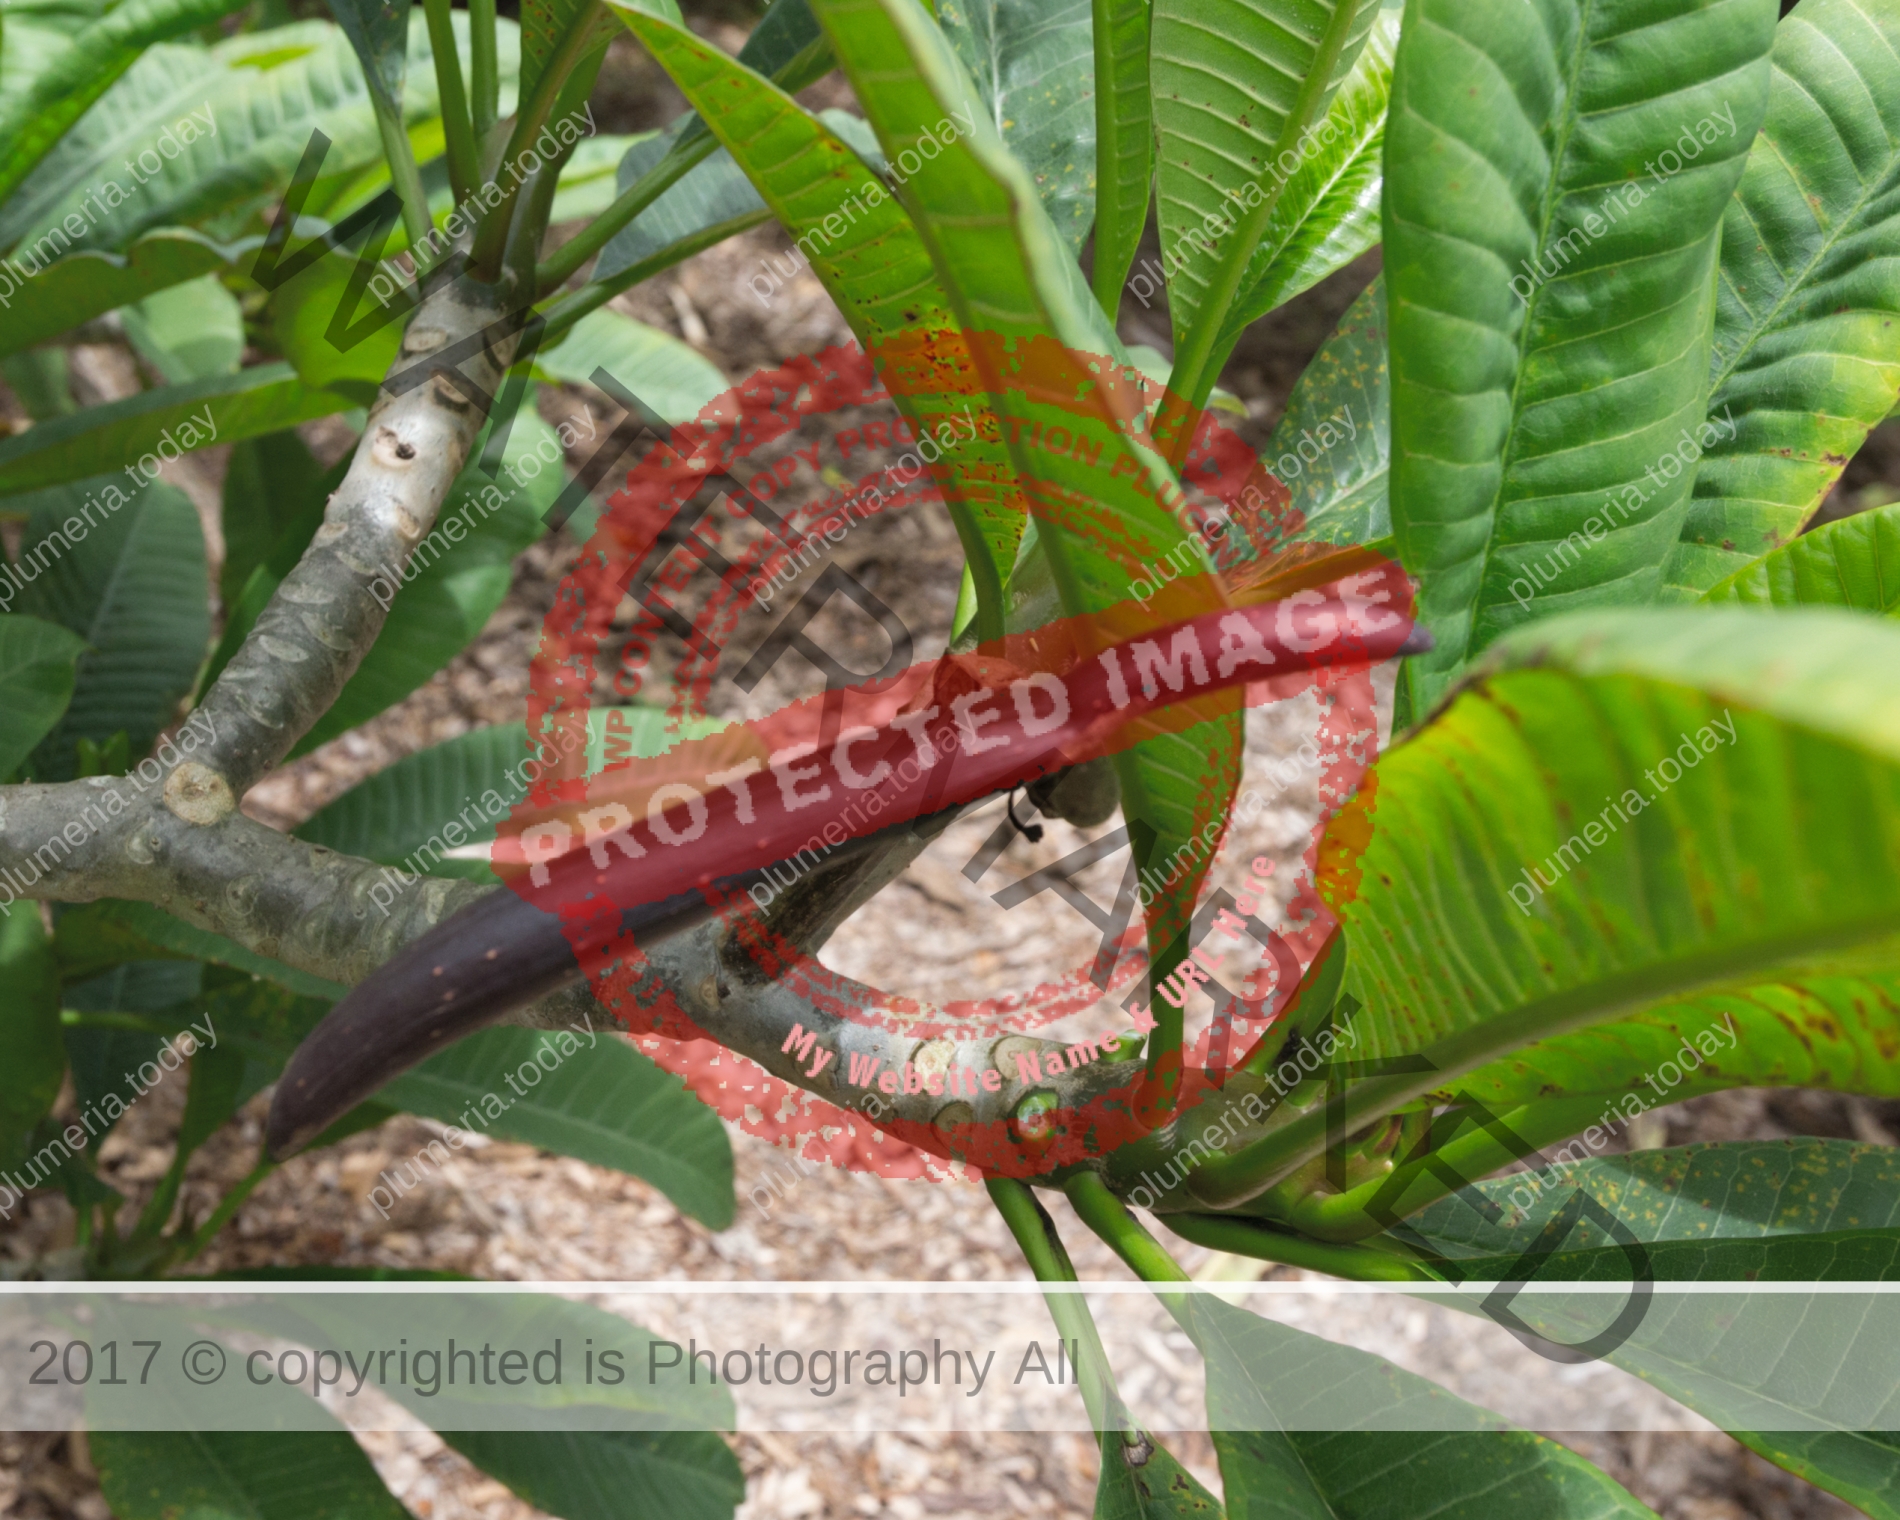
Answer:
[502,335,1409,1182]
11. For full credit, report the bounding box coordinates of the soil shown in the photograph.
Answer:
[4,39,1897,1520]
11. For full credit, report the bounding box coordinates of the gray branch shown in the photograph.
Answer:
[0,266,1298,1211]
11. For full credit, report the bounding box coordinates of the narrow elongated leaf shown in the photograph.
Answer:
[0,229,255,360]
[521,0,628,117]
[1151,0,1383,404]
[0,614,85,779]
[608,5,1027,625]
[0,363,355,496]
[94,1429,412,1520]
[440,1430,744,1520]
[324,0,408,118]
[1217,8,1393,346]
[1,23,354,253]
[1226,608,1900,1203]
[1088,0,1153,313]
[62,959,202,1136]
[592,131,771,285]
[1268,274,1388,551]
[0,0,253,213]
[1385,0,1777,716]
[1704,500,1900,613]
[937,0,1097,255]
[0,15,518,256]
[14,478,208,777]
[549,131,650,222]
[807,0,1246,1053]
[55,899,349,999]
[0,901,64,1173]
[1192,1297,1657,1517]
[1664,0,1900,594]
[384,1023,736,1226]
[533,307,728,418]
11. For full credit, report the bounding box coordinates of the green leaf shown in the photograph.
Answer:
[549,131,651,223]
[94,1429,412,1520]
[521,0,624,121]
[296,721,536,883]
[0,363,355,497]
[441,1430,744,1520]
[1191,1296,1656,1518]
[121,272,245,384]
[0,229,256,360]
[1220,607,1900,1218]
[1394,1143,1900,1518]
[203,443,353,691]
[1384,0,1778,717]
[1441,967,1900,1120]
[808,0,1246,1031]
[0,0,253,215]
[323,0,408,115]
[0,14,519,256]
[220,428,334,606]
[0,900,64,1172]
[1663,0,1900,595]
[533,307,727,419]
[1126,345,1246,417]
[1216,7,1393,346]
[1087,0,1153,314]
[383,1023,737,1227]
[1151,0,1383,409]
[535,0,833,290]
[0,614,86,779]
[591,131,768,284]
[13,478,207,777]
[937,0,1097,256]
[1725,1433,1900,1520]
[1406,1140,1900,1269]
[62,959,202,1136]
[609,5,1024,629]
[0,350,75,419]
[1703,500,1900,614]
[294,706,716,884]
[185,969,336,1066]
[56,898,349,999]
[271,239,406,401]
[1095,1433,1223,1519]
[724,0,835,102]
[1267,274,1388,551]
[290,401,563,753]
[2,0,114,37]
[1,20,88,132]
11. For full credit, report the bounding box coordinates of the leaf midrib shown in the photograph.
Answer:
[1222,74,1383,344]
[1469,0,1597,657]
